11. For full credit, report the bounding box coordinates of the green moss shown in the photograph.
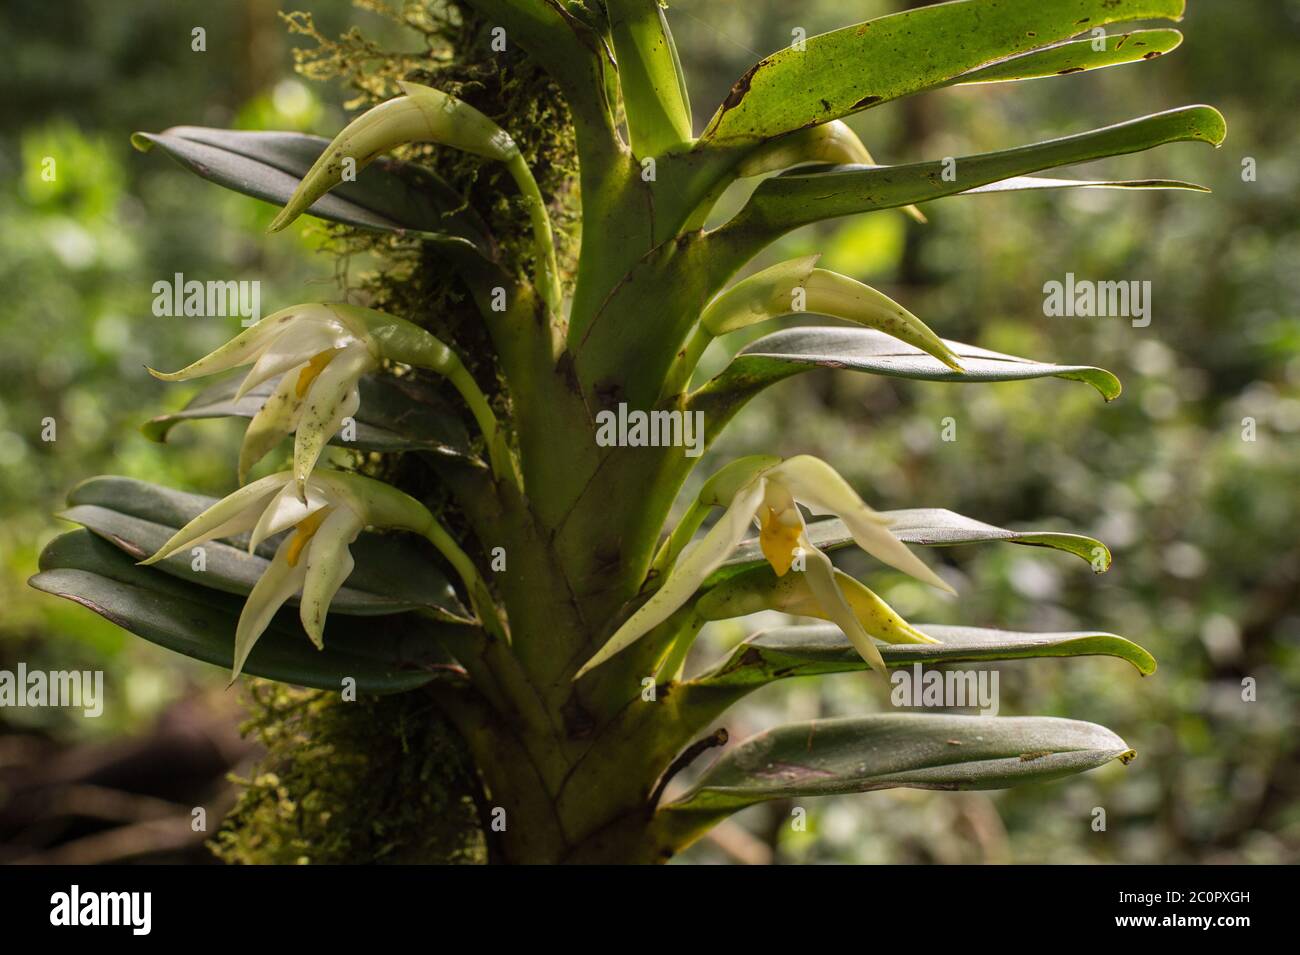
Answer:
[212,682,486,865]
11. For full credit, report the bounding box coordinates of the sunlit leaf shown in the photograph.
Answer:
[700,0,1186,144]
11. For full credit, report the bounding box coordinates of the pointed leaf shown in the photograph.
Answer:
[661,715,1134,827]
[691,326,1120,446]
[143,370,475,460]
[719,106,1224,247]
[701,0,1186,144]
[694,623,1155,690]
[59,476,470,621]
[30,531,457,693]
[607,0,693,155]
[706,510,1109,588]
[951,29,1183,85]
[132,126,489,247]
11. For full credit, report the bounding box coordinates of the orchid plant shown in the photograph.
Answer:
[32,0,1223,863]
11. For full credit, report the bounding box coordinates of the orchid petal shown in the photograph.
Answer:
[139,473,288,565]
[234,316,354,400]
[299,507,364,648]
[800,544,887,674]
[238,372,305,484]
[576,477,769,678]
[248,481,330,552]
[292,343,373,491]
[231,537,308,682]
[774,455,955,594]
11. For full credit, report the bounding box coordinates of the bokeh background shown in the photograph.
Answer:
[1,0,1295,863]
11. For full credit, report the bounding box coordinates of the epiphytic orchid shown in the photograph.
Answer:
[577,454,953,678]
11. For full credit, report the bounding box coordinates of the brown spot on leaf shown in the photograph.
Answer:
[1057,67,1085,74]
[1142,50,1163,60]
[721,63,760,112]
[853,94,882,109]
[1019,750,1054,762]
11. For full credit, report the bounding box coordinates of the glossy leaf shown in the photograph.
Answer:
[705,509,1109,589]
[691,326,1121,443]
[143,370,475,460]
[720,106,1224,242]
[132,126,489,247]
[661,715,1134,824]
[700,0,1185,144]
[59,476,471,621]
[30,531,455,694]
[693,623,1156,690]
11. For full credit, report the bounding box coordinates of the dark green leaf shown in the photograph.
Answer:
[694,623,1156,690]
[60,476,471,621]
[701,0,1185,144]
[30,531,457,694]
[662,714,1133,822]
[142,370,475,460]
[691,326,1121,462]
[132,126,489,247]
[694,327,1122,426]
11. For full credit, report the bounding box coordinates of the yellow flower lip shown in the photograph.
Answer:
[286,505,334,568]
[759,506,803,577]
[295,348,342,398]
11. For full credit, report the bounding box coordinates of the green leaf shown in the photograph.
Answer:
[690,326,1121,443]
[608,0,693,155]
[700,0,1186,144]
[142,370,475,460]
[59,476,471,622]
[30,531,454,694]
[951,29,1183,85]
[660,715,1134,829]
[693,623,1156,690]
[132,126,489,247]
[721,106,1224,241]
[706,510,1109,588]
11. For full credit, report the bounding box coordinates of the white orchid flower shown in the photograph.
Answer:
[149,302,513,490]
[576,454,954,678]
[268,80,561,313]
[140,469,497,680]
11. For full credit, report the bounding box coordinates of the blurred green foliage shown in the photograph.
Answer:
[0,0,1294,862]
